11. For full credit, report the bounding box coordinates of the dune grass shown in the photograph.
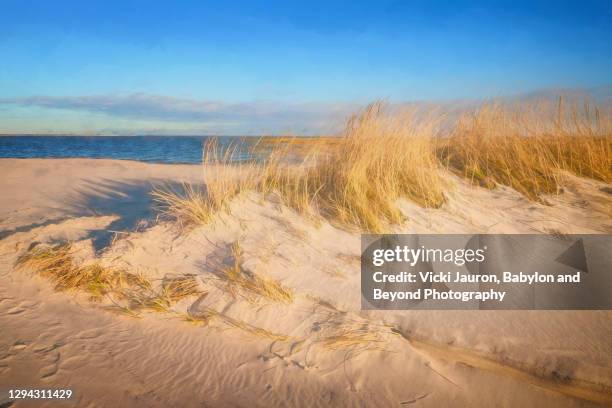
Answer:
[260,103,446,232]
[15,243,204,313]
[154,102,446,232]
[16,242,294,341]
[220,241,294,304]
[160,275,201,302]
[437,100,611,200]
[319,328,388,351]
[152,139,261,227]
[137,275,203,312]
[153,99,611,232]
[319,315,391,350]
[151,183,213,227]
[15,243,150,301]
[15,244,401,350]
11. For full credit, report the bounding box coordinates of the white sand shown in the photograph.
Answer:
[1,158,611,407]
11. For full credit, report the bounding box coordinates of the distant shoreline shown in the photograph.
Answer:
[0,135,285,165]
[0,134,330,138]
[0,156,204,166]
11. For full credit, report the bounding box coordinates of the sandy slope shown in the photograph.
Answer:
[1,158,611,407]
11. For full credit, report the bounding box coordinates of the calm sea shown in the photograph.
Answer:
[0,136,264,164]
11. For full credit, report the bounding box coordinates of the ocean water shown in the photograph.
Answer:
[0,136,264,164]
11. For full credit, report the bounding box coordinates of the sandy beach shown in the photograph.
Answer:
[1,158,611,407]
[2,1,612,406]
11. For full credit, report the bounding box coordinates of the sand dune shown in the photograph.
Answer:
[1,158,611,407]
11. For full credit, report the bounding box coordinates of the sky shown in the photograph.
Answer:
[0,0,611,135]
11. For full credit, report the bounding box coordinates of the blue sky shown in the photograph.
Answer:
[0,0,611,135]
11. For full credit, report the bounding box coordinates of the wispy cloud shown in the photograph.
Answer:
[0,94,359,134]
[2,87,609,135]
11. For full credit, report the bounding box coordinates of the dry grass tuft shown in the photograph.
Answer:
[151,184,214,227]
[260,103,446,232]
[15,243,147,301]
[139,275,203,312]
[191,308,292,341]
[152,139,261,227]
[319,330,386,350]
[438,100,611,200]
[160,275,201,302]
[314,313,393,352]
[220,242,294,304]
[181,312,213,326]
[16,243,204,315]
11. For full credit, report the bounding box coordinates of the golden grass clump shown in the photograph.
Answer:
[15,243,206,314]
[151,184,214,227]
[15,243,148,301]
[438,99,611,200]
[220,242,294,304]
[139,275,203,312]
[314,313,393,352]
[260,103,446,232]
[319,330,386,351]
[160,275,201,302]
[152,139,260,227]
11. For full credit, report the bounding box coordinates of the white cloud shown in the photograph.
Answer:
[0,94,360,135]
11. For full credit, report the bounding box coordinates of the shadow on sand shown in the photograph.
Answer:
[60,178,196,251]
